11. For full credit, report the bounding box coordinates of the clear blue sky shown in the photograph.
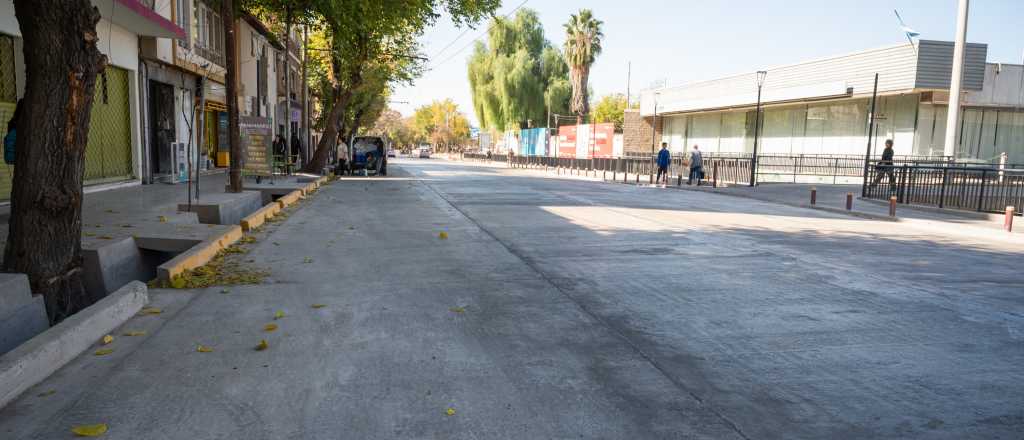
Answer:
[391,0,1024,126]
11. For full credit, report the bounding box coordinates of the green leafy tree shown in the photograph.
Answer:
[413,99,471,152]
[591,93,627,131]
[563,9,603,124]
[468,9,570,133]
[302,0,499,172]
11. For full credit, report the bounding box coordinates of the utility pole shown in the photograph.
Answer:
[943,0,969,158]
[626,61,631,107]
[223,0,242,192]
[301,25,309,164]
[650,92,660,155]
[749,71,767,187]
[862,73,880,197]
[284,6,292,166]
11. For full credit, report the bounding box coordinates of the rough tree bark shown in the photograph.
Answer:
[570,67,590,125]
[302,69,363,173]
[223,0,242,192]
[3,0,106,321]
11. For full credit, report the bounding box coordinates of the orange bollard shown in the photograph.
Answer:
[810,187,817,205]
[889,196,897,217]
[1006,206,1015,232]
[845,193,853,211]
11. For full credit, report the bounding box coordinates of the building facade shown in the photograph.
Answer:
[0,0,185,201]
[634,40,1024,164]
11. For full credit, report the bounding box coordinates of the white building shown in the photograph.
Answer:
[0,0,185,199]
[637,40,1024,163]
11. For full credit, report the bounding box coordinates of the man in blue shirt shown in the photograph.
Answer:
[656,142,671,186]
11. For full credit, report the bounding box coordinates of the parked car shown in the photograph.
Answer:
[348,135,388,176]
[387,148,396,158]
[418,148,431,159]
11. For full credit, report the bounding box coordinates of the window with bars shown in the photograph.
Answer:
[175,0,191,49]
[194,1,224,65]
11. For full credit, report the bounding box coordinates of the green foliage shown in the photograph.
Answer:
[260,0,500,171]
[412,99,471,151]
[563,9,604,121]
[591,93,627,131]
[467,8,570,133]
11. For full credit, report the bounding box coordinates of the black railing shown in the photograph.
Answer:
[490,154,752,187]
[864,162,1024,213]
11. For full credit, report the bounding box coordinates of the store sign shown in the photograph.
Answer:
[240,116,273,175]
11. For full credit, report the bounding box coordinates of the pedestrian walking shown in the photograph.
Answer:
[687,145,703,186]
[870,139,896,191]
[656,142,671,186]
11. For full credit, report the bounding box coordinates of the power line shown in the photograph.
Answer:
[424,0,529,71]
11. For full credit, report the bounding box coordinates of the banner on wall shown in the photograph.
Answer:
[560,123,615,158]
[519,128,548,156]
[557,125,577,157]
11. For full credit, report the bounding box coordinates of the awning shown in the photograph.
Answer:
[91,0,186,39]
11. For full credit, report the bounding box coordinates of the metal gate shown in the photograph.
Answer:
[84,65,133,183]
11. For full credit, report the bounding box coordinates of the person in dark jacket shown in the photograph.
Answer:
[687,145,703,186]
[290,133,302,166]
[870,139,896,190]
[656,142,671,186]
[4,99,22,165]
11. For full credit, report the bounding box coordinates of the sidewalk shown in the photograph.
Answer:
[449,158,1023,242]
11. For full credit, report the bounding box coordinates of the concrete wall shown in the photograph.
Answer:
[966,63,1024,108]
[640,40,988,118]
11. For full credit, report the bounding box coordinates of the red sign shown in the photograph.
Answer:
[591,123,615,158]
[558,125,577,157]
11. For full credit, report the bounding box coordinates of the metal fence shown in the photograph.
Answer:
[864,162,1024,213]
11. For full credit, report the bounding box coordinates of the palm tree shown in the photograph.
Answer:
[563,9,603,125]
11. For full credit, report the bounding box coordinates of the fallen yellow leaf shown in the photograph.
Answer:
[274,310,285,320]
[140,307,162,315]
[94,348,114,356]
[37,390,56,398]
[449,306,465,314]
[197,345,213,353]
[158,215,168,223]
[263,323,278,332]
[446,407,456,416]
[71,423,108,437]
[123,331,146,337]
[311,304,327,309]
[101,335,114,345]
[438,231,449,240]
[255,339,269,351]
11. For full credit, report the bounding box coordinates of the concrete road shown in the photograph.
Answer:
[2,158,1022,439]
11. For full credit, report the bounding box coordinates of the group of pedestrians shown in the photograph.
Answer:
[656,142,704,187]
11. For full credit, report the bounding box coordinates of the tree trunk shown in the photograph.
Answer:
[223,0,242,192]
[303,70,362,173]
[4,0,106,321]
[570,67,591,125]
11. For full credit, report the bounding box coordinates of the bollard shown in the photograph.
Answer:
[1006,206,1015,232]
[845,192,853,211]
[810,187,817,206]
[889,196,897,217]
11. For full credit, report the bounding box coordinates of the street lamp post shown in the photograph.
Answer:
[650,92,660,155]
[749,71,767,187]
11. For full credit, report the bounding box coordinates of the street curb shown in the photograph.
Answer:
[0,281,147,409]
[276,190,303,209]
[857,197,1004,221]
[156,225,244,282]
[240,202,282,232]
